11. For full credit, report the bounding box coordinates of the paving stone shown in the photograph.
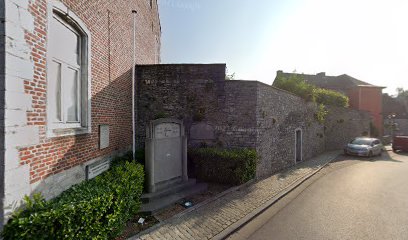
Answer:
[135,151,339,240]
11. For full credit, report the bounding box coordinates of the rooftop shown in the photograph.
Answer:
[276,71,385,93]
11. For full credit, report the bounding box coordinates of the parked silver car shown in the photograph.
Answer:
[344,137,383,157]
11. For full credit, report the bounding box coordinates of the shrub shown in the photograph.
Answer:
[273,74,349,108]
[273,74,314,101]
[189,148,257,185]
[313,88,349,107]
[2,159,144,240]
[315,104,328,124]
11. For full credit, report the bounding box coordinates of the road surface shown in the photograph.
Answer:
[228,151,408,240]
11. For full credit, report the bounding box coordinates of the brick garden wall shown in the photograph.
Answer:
[2,0,160,220]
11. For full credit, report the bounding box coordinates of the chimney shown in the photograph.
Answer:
[317,72,325,77]
[277,70,283,75]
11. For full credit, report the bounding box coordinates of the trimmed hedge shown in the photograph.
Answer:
[1,158,144,240]
[189,148,257,185]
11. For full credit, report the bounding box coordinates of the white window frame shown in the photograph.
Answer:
[46,1,92,138]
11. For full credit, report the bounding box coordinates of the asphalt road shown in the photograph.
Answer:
[228,151,408,240]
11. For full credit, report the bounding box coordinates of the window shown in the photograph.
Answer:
[47,2,91,137]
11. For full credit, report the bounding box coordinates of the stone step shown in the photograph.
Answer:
[141,179,197,203]
[139,182,208,214]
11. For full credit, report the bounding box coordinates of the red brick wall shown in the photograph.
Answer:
[347,87,383,136]
[359,87,383,136]
[18,0,160,184]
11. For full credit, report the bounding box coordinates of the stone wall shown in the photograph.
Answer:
[222,81,258,148]
[255,83,325,177]
[325,106,371,150]
[135,64,371,179]
[136,64,227,148]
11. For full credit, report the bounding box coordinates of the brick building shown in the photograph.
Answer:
[276,71,385,136]
[0,0,160,223]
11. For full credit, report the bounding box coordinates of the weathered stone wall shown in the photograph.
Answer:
[324,106,371,150]
[136,64,227,148]
[222,81,257,148]
[136,64,371,179]
[255,83,325,177]
[136,66,258,149]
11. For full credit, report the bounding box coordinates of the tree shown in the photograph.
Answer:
[396,87,408,99]
[225,67,236,80]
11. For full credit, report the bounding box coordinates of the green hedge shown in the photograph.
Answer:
[189,148,257,185]
[313,88,349,107]
[2,159,144,240]
[273,74,315,101]
[273,74,349,108]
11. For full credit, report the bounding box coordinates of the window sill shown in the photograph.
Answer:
[47,126,91,138]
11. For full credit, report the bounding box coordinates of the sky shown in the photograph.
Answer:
[158,0,408,95]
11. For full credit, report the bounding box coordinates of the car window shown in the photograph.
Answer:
[374,140,380,145]
[351,139,372,145]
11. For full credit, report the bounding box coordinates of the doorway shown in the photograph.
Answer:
[295,129,302,163]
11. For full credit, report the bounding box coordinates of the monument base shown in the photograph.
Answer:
[140,179,208,214]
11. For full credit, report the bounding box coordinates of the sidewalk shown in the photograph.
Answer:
[131,151,341,240]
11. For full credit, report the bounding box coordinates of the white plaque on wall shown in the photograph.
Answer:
[100,125,109,149]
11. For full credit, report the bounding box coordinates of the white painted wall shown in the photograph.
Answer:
[2,0,39,222]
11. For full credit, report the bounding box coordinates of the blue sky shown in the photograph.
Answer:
[158,0,408,95]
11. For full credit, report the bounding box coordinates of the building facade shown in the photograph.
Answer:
[0,0,160,223]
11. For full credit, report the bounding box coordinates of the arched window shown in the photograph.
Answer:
[47,1,91,137]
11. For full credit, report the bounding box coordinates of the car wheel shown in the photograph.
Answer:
[368,151,373,158]
[344,149,348,155]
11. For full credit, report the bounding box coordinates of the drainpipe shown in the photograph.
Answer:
[132,10,137,160]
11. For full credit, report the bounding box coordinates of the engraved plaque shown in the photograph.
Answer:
[100,125,109,149]
[145,118,188,193]
[154,123,180,139]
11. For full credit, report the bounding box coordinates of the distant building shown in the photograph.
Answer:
[276,71,385,136]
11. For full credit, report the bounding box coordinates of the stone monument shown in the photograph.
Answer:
[141,118,207,213]
[145,118,188,192]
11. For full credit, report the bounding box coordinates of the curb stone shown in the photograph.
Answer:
[212,152,340,240]
[130,151,340,240]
